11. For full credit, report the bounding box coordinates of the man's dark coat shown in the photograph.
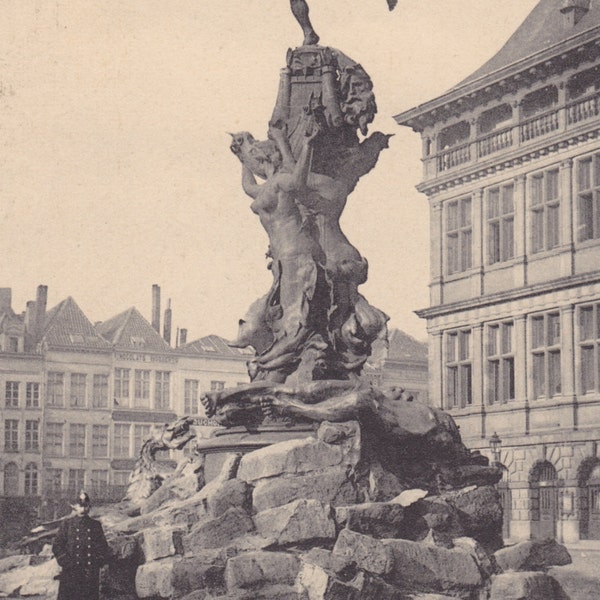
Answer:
[52,514,109,600]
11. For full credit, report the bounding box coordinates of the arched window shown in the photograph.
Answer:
[3,463,18,496]
[24,463,38,496]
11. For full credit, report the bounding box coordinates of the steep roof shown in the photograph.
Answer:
[456,0,600,89]
[178,334,253,359]
[96,307,172,352]
[386,329,428,363]
[42,297,111,350]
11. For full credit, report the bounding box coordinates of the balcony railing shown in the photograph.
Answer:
[437,142,471,172]
[520,109,560,142]
[567,91,600,125]
[478,126,513,158]
[431,91,600,176]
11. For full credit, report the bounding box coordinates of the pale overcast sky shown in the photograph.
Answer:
[0,1,538,343]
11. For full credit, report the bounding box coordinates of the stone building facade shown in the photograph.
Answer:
[395,0,600,543]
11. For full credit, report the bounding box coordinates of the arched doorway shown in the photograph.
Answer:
[3,463,18,496]
[530,461,558,540]
[578,458,600,540]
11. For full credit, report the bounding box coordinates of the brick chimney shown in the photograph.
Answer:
[152,284,161,333]
[179,328,188,346]
[163,299,172,345]
[0,288,12,313]
[561,0,590,26]
[33,285,48,343]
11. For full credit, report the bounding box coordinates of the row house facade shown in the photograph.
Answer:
[395,0,600,543]
[0,286,248,521]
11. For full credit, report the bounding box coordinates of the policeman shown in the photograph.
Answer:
[52,491,110,600]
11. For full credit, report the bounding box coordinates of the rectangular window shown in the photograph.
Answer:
[446,197,472,274]
[210,381,225,392]
[445,330,472,409]
[133,424,151,457]
[184,379,199,415]
[487,183,515,264]
[25,420,39,452]
[154,371,170,410]
[47,372,64,406]
[5,381,19,408]
[68,469,85,494]
[24,465,38,496]
[114,368,130,405]
[113,424,130,458]
[4,419,18,452]
[576,155,600,242]
[45,469,62,494]
[531,312,562,399]
[134,370,150,407]
[44,423,64,457]
[69,423,86,457]
[578,303,600,393]
[25,383,40,408]
[70,373,86,407]
[531,169,560,253]
[92,424,109,457]
[92,374,109,408]
[486,322,515,404]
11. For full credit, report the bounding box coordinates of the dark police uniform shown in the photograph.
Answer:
[52,513,109,600]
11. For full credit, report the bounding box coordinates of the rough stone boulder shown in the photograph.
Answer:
[237,422,361,483]
[183,507,255,553]
[253,465,362,512]
[224,551,300,591]
[331,529,483,595]
[490,571,566,600]
[254,499,336,546]
[494,539,572,572]
[400,485,503,551]
[0,557,60,598]
[334,501,405,538]
[138,526,185,562]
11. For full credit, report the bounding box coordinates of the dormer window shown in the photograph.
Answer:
[560,0,590,27]
[130,336,146,347]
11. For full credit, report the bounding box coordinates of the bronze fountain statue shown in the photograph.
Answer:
[198,1,500,491]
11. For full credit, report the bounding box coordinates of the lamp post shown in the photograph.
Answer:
[489,431,502,466]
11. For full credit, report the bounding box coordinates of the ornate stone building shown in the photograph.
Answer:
[395,0,600,542]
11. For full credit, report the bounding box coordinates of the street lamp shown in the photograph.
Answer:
[489,431,502,465]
